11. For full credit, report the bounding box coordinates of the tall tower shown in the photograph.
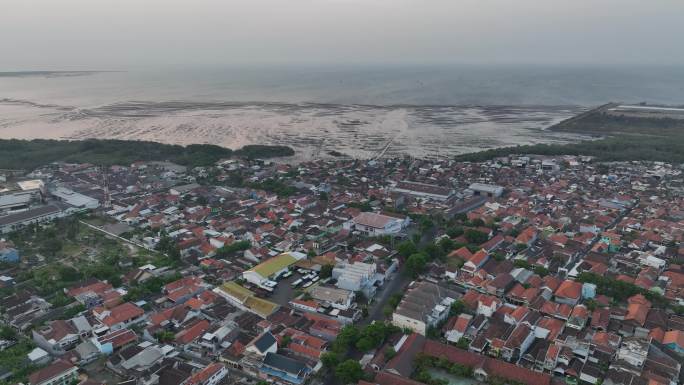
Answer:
[101,166,112,209]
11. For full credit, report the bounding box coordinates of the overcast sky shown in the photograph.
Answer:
[2,0,684,70]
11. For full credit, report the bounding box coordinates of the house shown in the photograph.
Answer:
[476,295,501,318]
[554,280,582,306]
[392,281,459,335]
[662,330,684,354]
[246,332,278,357]
[445,314,472,343]
[616,337,649,368]
[183,363,228,385]
[260,352,310,384]
[309,285,355,311]
[515,227,538,247]
[28,360,78,385]
[462,250,489,274]
[32,318,90,356]
[345,212,409,236]
[0,244,19,263]
[566,305,589,330]
[502,323,535,362]
[93,302,146,331]
[27,348,51,366]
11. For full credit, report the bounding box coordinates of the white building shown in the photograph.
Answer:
[332,261,378,298]
[468,183,504,198]
[344,212,409,236]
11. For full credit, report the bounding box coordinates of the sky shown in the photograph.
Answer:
[1,0,684,70]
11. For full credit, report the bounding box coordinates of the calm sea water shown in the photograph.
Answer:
[1,65,683,159]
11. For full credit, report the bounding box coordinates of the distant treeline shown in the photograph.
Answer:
[0,139,295,170]
[456,109,684,164]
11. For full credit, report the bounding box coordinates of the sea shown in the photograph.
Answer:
[1,65,683,160]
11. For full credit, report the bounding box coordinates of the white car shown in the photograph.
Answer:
[297,268,307,274]
[302,281,313,288]
[263,280,278,288]
[282,271,293,278]
[291,279,303,287]
[311,276,320,283]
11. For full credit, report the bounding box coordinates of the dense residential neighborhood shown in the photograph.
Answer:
[1,153,684,385]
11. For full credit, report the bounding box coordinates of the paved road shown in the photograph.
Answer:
[360,266,412,326]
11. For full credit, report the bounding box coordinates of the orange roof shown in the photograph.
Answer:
[448,247,473,260]
[186,298,204,310]
[454,314,471,333]
[467,250,488,267]
[185,363,225,385]
[100,302,144,327]
[554,280,582,300]
[175,320,210,344]
[662,330,684,348]
[649,327,665,343]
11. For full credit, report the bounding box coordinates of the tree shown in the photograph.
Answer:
[335,359,364,384]
[438,237,455,253]
[422,243,442,261]
[406,253,427,277]
[41,238,63,257]
[449,300,465,316]
[156,330,176,343]
[464,229,488,245]
[397,240,418,257]
[319,264,333,279]
[0,325,16,341]
[332,325,360,355]
[385,347,396,360]
[321,352,340,368]
[446,226,464,238]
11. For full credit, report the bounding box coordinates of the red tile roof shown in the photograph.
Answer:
[175,319,210,344]
[28,360,75,385]
[422,340,552,385]
[554,280,582,300]
[185,363,225,385]
[99,302,144,327]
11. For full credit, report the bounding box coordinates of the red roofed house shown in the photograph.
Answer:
[662,330,684,354]
[183,363,228,385]
[93,302,145,331]
[28,360,78,385]
[554,280,582,306]
[445,313,473,343]
[623,294,651,337]
[175,319,211,346]
[462,250,490,274]
[515,227,539,247]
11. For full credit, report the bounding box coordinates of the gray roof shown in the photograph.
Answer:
[394,281,459,322]
[263,352,306,376]
[253,332,277,353]
[0,205,62,226]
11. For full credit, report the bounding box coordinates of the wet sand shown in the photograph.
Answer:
[0,99,588,161]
